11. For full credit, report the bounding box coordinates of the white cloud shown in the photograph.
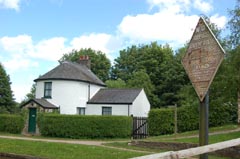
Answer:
[118,11,199,45]
[0,0,20,11]
[193,0,213,13]
[210,14,227,29]
[70,33,113,54]
[30,37,68,61]
[2,56,38,72]
[118,0,225,46]
[11,83,31,102]
[0,35,32,54]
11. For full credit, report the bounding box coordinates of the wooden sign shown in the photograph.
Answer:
[182,17,225,101]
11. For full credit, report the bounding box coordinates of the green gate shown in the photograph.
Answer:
[28,108,37,133]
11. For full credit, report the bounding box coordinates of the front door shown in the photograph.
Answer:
[28,108,37,133]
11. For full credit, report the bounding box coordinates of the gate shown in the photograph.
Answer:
[132,117,148,139]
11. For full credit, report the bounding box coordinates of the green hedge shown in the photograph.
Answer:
[38,114,132,138]
[177,106,199,132]
[148,108,175,136]
[149,103,236,136]
[0,114,24,134]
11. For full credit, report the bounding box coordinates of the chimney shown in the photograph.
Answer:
[78,55,91,69]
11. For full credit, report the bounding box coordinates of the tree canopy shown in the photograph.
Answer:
[60,48,111,82]
[0,63,16,113]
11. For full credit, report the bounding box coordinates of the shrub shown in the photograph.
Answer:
[177,106,199,132]
[0,114,24,134]
[38,114,132,138]
[148,108,175,136]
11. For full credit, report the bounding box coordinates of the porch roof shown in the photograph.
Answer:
[21,98,59,109]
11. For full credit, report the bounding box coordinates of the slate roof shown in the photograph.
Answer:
[34,61,106,86]
[87,88,142,104]
[21,98,59,109]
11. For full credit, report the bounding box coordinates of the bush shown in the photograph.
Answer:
[177,106,199,132]
[0,114,24,134]
[38,114,132,138]
[149,102,236,136]
[148,108,175,136]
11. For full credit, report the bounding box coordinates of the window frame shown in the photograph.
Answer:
[102,107,112,115]
[44,82,52,98]
[77,107,86,115]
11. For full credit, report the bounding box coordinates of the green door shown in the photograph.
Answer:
[28,108,37,133]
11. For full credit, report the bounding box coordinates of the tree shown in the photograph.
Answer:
[0,63,16,113]
[228,0,240,48]
[111,42,189,107]
[105,78,127,88]
[127,70,159,107]
[60,48,111,82]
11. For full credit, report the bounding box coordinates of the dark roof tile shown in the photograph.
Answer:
[87,88,142,104]
[34,61,105,86]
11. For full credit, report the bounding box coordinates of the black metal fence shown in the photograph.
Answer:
[132,117,148,139]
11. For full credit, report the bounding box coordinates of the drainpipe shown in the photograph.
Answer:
[88,83,90,100]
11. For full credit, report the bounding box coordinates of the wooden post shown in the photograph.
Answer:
[238,91,240,124]
[199,91,209,159]
[174,104,177,135]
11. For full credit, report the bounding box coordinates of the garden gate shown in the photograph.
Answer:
[132,117,148,139]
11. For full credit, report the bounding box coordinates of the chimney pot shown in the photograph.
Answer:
[78,55,91,69]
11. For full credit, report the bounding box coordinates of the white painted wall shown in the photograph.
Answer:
[35,80,104,114]
[132,89,150,117]
[86,104,131,116]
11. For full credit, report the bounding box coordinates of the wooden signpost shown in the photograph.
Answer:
[182,17,225,159]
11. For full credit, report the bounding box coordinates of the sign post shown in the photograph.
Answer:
[182,17,225,159]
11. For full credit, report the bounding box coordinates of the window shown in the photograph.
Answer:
[44,82,52,98]
[102,107,112,115]
[77,107,85,115]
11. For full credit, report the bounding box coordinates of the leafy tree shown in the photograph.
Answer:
[0,63,16,113]
[60,48,111,82]
[105,78,127,88]
[111,42,188,107]
[228,0,240,48]
[126,70,159,107]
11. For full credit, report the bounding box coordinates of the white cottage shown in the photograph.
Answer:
[23,56,150,117]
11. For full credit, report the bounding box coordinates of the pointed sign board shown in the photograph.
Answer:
[182,17,225,101]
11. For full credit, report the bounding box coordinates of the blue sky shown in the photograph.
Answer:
[0,0,236,102]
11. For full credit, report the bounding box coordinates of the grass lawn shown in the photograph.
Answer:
[0,138,147,159]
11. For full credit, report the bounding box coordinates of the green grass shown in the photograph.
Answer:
[103,142,166,153]
[146,124,240,143]
[0,138,147,159]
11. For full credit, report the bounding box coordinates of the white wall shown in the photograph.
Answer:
[86,104,131,116]
[35,80,104,114]
[132,89,150,117]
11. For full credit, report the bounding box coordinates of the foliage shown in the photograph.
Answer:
[59,48,111,81]
[38,114,132,138]
[177,106,199,132]
[111,42,189,107]
[148,108,174,136]
[126,69,159,107]
[105,78,127,88]
[228,0,240,48]
[148,102,236,136]
[0,114,24,134]
[0,63,16,114]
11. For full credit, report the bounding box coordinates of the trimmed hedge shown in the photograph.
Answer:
[38,114,132,138]
[177,106,199,132]
[148,108,175,136]
[149,103,237,136]
[0,114,24,134]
